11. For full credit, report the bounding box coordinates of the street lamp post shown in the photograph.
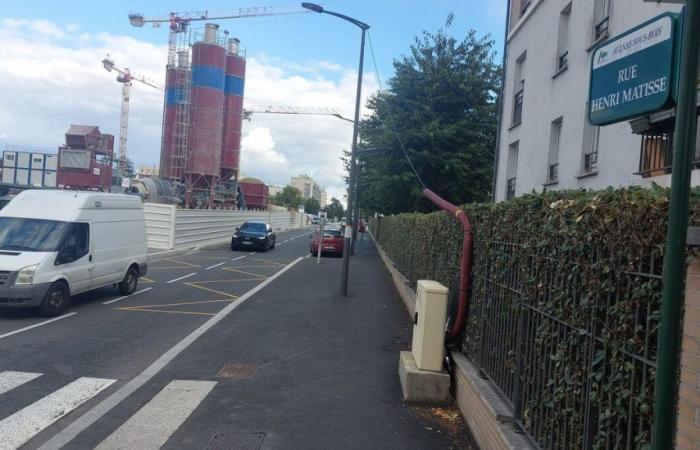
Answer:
[302,3,369,296]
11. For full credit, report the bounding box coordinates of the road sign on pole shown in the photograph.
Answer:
[588,13,678,126]
[317,211,327,265]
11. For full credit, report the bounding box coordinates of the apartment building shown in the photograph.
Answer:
[291,174,324,203]
[493,0,695,202]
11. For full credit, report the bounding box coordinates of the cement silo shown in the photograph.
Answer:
[185,23,225,205]
[221,38,246,183]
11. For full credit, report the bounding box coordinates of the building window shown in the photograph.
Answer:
[521,0,531,15]
[639,128,673,178]
[547,118,562,183]
[581,117,600,175]
[512,53,526,126]
[556,3,572,72]
[593,0,611,41]
[506,142,519,200]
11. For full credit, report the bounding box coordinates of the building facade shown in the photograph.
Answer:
[493,0,696,202]
[290,174,323,203]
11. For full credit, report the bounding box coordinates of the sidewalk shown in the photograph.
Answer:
[155,235,478,449]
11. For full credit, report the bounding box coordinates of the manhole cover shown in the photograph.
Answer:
[217,362,257,379]
[205,432,265,450]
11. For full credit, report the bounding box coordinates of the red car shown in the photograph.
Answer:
[310,228,344,256]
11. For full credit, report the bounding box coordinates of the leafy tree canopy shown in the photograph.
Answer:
[270,185,304,209]
[356,21,501,214]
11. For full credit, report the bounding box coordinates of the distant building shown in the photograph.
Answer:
[493,0,693,202]
[320,189,328,208]
[138,165,159,177]
[2,150,58,188]
[291,174,322,203]
[268,184,284,197]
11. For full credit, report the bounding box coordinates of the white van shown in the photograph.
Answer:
[0,190,148,316]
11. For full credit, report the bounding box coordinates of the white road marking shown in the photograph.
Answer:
[0,313,77,341]
[205,262,225,270]
[0,377,115,450]
[39,256,304,450]
[231,255,247,261]
[248,252,256,255]
[103,288,152,305]
[0,371,42,396]
[166,272,196,284]
[95,380,216,450]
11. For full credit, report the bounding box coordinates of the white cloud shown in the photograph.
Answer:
[0,19,378,202]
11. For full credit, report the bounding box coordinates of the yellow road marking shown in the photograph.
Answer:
[220,268,268,279]
[253,258,289,266]
[140,277,156,283]
[184,282,240,299]
[164,258,200,268]
[115,308,216,317]
[120,299,236,309]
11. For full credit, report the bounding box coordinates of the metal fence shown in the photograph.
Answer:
[465,237,662,449]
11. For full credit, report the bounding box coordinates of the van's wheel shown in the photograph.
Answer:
[38,282,70,317]
[261,239,269,253]
[270,238,276,249]
[118,267,138,295]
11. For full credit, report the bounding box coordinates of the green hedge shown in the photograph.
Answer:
[371,186,700,449]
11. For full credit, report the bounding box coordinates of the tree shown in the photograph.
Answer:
[270,185,304,209]
[304,197,320,215]
[355,21,501,214]
[326,197,344,221]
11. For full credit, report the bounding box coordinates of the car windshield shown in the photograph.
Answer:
[323,229,341,238]
[0,217,68,251]
[241,222,267,232]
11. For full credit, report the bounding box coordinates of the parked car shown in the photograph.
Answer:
[231,221,276,252]
[0,190,148,317]
[310,228,344,256]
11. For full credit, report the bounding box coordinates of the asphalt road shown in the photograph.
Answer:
[0,228,314,450]
[0,228,471,450]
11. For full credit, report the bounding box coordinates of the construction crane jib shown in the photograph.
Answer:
[102,56,164,179]
[128,5,310,67]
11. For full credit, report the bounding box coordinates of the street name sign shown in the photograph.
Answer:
[588,13,678,126]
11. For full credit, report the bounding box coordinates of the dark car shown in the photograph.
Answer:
[231,221,276,252]
[310,228,344,256]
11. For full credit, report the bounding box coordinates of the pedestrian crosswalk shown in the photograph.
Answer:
[0,371,217,450]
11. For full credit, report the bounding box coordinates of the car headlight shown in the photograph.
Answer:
[16,264,39,285]
[258,236,266,240]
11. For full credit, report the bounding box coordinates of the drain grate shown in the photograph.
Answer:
[205,432,266,450]
[217,362,258,379]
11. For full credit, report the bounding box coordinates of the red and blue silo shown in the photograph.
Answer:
[158,23,246,208]
[186,24,225,196]
[222,38,246,183]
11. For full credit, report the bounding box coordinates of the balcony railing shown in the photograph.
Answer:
[583,151,598,174]
[595,16,609,41]
[547,163,559,183]
[506,177,516,200]
[557,51,568,71]
[512,89,524,126]
[638,130,673,177]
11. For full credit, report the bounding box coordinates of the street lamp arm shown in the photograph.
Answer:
[301,2,369,29]
[333,114,356,124]
[323,10,370,30]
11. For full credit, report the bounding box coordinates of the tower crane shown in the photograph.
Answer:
[128,6,310,68]
[102,56,164,179]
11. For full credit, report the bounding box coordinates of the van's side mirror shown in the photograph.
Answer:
[234,227,239,232]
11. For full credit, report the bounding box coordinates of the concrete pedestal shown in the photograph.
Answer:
[398,351,450,404]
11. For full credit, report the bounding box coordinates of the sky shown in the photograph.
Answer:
[0,0,506,202]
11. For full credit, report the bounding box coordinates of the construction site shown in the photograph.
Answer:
[0,6,344,210]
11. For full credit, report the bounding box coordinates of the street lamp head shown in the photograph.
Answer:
[301,2,324,13]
